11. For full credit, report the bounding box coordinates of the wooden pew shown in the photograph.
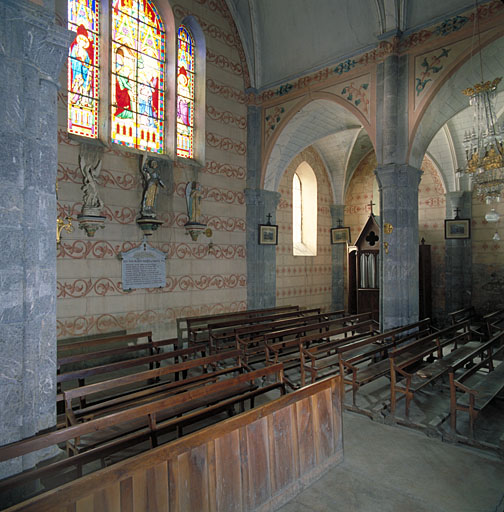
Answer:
[208,307,323,352]
[448,331,504,438]
[0,376,341,512]
[388,320,480,421]
[337,319,432,409]
[57,330,154,356]
[0,364,286,501]
[264,312,375,377]
[271,318,378,389]
[63,349,246,432]
[57,344,207,405]
[482,307,504,338]
[448,306,485,340]
[183,305,300,346]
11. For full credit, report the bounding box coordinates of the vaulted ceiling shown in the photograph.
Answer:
[226,0,475,91]
[225,0,504,200]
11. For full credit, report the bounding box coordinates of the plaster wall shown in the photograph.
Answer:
[56,0,248,339]
[275,148,333,311]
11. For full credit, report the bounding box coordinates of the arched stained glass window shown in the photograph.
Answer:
[68,0,100,138]
[177,25,195,158]
[111,0,165,153]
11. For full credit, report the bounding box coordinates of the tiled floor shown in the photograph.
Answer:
[278,411,504,512]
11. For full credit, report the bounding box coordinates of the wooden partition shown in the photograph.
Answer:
[7,376,343,512]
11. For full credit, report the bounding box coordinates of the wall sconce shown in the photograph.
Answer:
[57,216,74,246]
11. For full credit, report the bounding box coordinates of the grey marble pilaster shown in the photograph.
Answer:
[375,165,422,331]
[330,205,346,311]
[246,106,262,190]
[245,189,281,309]
[445,192,472,315]
[0,0,72,480]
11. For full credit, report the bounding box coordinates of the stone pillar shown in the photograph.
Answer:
[445,191,472,314]
[246,105,262,190]
[0,0,72,479]
[330,205,346,311]
[245,189,281,309]
[375,165,423,331]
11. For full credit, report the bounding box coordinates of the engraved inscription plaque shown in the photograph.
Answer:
[119,241,166,290]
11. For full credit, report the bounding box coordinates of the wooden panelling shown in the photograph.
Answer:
[6,377,343,512]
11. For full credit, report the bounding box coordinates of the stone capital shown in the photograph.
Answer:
[375,164,422,190]
[245,188,281,210]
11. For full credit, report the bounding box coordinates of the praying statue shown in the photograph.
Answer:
[140,158,165,218]
[185,181,203,224]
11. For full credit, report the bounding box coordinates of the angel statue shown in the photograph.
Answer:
[140,157,165,218]
[79,150,103,213]
[185,181,203,224]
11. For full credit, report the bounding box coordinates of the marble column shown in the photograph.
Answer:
[445,191,472,315]
[330,205,346,311]
[0,0,72,479]
[245,189,281,309]
[375,165,423,331]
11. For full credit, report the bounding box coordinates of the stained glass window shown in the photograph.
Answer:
[177,25,195,158]
[111,0,165,153]
[68,0,100,138]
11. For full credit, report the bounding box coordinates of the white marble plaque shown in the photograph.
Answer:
[119,241,166,290]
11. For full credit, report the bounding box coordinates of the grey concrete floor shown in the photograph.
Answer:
[278,411,504,512]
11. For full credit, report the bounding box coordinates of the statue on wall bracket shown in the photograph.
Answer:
[184,181,212,241]
[137,155,165,236]
[77,143,106,237]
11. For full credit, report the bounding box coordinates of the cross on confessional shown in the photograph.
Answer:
[368,200,375,213]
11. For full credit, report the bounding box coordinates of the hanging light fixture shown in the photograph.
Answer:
[462,2,504,204]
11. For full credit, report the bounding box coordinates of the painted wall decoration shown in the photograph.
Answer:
[57,0,248,339]
[111,0,165,153]
[276,148,333,312]
[67,0,100,138]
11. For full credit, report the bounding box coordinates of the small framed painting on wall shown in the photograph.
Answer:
[331,227,351,244]
[445,218,471,239]
[258,224,278,245]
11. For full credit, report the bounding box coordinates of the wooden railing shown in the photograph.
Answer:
[5,376,343,512]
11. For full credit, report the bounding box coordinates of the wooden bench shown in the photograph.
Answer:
[448,330,504,437]
[482,307,504,338]
[448,306,485,340]
[336,319,433,409]
[56,343,207,405]
[0,364,286,498]
[208,307,323,352]
[233,309,346,364]
[388,320,480,420]
[63,349,246,434]
[297,318,378,387]
[182,305,300,346]
[263,312,375,379]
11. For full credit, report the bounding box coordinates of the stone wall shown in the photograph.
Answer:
[56,0,248,340]
[275,148,333,311]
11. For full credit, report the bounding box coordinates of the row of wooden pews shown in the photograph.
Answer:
[1,304,337,506]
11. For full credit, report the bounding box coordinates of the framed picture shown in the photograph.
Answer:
[258,224,278,245]
[445,218,471,239]
[331,227,351,244]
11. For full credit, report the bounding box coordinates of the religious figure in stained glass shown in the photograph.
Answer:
[177,25,195,158]
[68,0,100,138]
[111,0,165,153]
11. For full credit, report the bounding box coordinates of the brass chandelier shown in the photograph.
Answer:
[461,2,504,205]
[462,77,504,204]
